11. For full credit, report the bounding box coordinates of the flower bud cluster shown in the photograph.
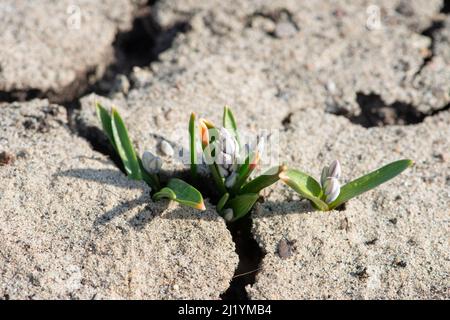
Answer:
[320,160,341,203]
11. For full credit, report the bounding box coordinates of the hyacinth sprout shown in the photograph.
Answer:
[280,159,413,211]
[321,160,342,204]
[96,102,413,220]
[190,106,286,221]
[95,103,206,210]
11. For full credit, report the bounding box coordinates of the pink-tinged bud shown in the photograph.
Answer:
[196,201,206,211]
[249,152,260,171]
[199,120,210,149]
[328,160,341,179]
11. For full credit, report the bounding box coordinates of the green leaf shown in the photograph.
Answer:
[209,164,227,195]
[280,169,328,211]
[226,193,259,221]
[216,193,229,212]
[223,106,240,146]
[236,152,255,176]
[328,159,413,210]
[167,178,206,210]
[111,108,142,180]
[189,112,198,180]
[231,151,260,194]
[152,187,176,201]
[95,103,117,152]
[137,157,161,191]
[240,165,286,194]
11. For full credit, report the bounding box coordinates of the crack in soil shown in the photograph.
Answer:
[281,112,293,131]
[331,92,449,128]
[414,0,450,78]
[0,1,190,107]
[442,0,450,14]
[78,6,190,103]
[68,3,190,169]
[0,67,101,105]
[220,215,264,300]
[414,20,445,78]
[0,89,44,104]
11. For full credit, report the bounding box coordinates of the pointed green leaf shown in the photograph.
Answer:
[95,103,117,152]
[189,112,198,180]
[227,193,259,221]
[217,193,229,212]
[153,187,176,201]
[231,151,260,194]
[280,169,328,211]
[328,159,413,210]
[223,106,240,146]
[167,178,206,210]
[111,108,141,180]
[240,165,286,194]
[236,154,251,178]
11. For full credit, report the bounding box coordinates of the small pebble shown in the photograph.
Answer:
[173,284,179,291]
[223,208,234,222]
[326,80,337,93]
[274,21,297,38]
[250,16,276,33]
[278,238,296,259]
[159,140,174,157]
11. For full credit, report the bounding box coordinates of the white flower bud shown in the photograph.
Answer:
[217,151,233,166]
[215,127,240,179]
[256,135,265,155]
[218,127,239,156]
[326,190,340,204]
[159,140,174,157]
[223,208,234,222]
[142,151,162,174]
[328,160,341,179]
[225,171,238,188]
[324,177,340,203]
